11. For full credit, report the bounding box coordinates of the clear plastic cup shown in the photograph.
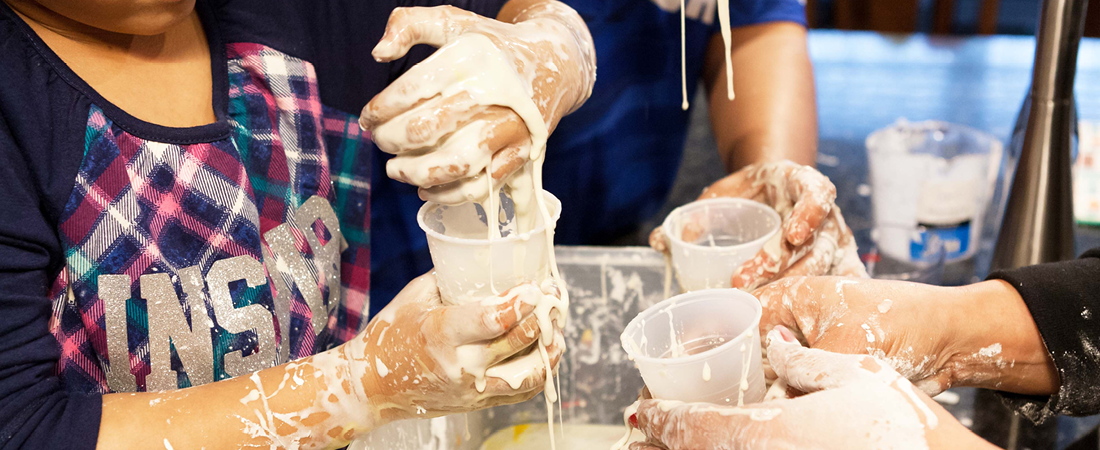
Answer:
[417,190,561,305]
[620,289,765,406]
[662,198,781,291]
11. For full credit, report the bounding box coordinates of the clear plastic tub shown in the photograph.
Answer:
[418,190,561,305]
[662,198,781,291]
[620,289,765,406]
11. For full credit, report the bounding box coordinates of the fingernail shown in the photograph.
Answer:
[628,413,638,428]
[776,325,798,342]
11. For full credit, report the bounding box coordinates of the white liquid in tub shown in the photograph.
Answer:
[482,424,644,450]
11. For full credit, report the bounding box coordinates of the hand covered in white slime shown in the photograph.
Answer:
[651,161,867,291]
[626,327,994,450]
[352,273,565,422]
[360,2,596,204]
[754,276,1059,397]
[100,274,563,449]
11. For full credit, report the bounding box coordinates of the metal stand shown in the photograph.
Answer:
[976,0,1087,448]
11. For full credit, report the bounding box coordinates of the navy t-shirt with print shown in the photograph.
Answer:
[0,0,504,447]
[370,0,807,308]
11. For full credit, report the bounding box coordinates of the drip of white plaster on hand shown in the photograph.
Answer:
[878,299,893,314]
[978,343,1001,358]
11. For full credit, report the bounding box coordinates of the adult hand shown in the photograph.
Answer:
[360,2,596,204]
[752,276,1058,396]
[651,161,867,291]
[342,273,564,422]
[628,327,994,450]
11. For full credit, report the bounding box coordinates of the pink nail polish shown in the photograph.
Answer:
[777,325,797,342]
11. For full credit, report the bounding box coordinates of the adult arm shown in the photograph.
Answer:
[704,21,817,172]
[752,249,1100,424]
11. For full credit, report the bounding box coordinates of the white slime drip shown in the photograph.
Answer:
[678,0,735,109]
[716,0,735,100]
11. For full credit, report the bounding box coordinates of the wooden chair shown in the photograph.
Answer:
[804,0,1100,37]
[804,0,1001,34]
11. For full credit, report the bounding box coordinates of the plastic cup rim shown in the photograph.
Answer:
[621,288,762,366]
[661,198,781,253]
[416,190,562,246]
[865,119,1002,153]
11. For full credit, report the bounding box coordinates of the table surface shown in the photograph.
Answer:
[649,29,1100,448]
[650,30,1100,257]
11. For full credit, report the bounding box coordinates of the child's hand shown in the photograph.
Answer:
[342,273,564,422]
[360,3,596,205]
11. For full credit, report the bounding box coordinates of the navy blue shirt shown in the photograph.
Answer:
[0,0,504,447]
[371,0,807,309]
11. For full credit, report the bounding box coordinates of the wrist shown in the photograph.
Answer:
[323,341,386,439]
[943,281,1058,394]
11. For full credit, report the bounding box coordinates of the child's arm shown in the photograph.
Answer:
[94,275,561,449]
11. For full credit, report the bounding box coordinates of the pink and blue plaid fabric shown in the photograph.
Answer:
[48,43,371,393]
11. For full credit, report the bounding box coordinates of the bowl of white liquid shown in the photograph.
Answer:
[662,198,781,291]
[620,289,765,406]
[418,190,561,305]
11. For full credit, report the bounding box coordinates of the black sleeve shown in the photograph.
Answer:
[987,248,1100,423]
[0,12,103,447]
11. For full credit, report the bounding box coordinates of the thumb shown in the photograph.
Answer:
[766,326,900,393]
[373,6,480,61]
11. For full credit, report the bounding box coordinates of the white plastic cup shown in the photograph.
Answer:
[662,198,781,291]
[417,190,561,305]
[620,289,765,406]
[866,119,1003,263]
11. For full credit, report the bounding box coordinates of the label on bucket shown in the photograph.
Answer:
[912,222,969,261]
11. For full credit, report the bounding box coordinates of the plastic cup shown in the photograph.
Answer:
[620,289,765,406]
[662,198,781,291]
[417,190,561,305]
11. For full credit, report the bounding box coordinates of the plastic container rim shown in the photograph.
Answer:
[621,288,762,367]
[417,190,562,246]
[661,198,781,253]
[865,119,1003,154]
